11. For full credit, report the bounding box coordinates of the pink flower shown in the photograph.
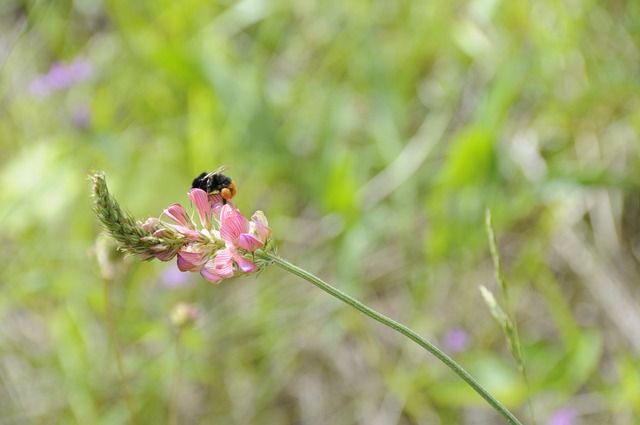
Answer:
[162,203,203,241]
[176,247,207,271]
[250,211,272,244]
[188,189,214,228]
[220,204,263,251]
[164,203,192,227]
[201,246,258,283]
[157,189,271,284]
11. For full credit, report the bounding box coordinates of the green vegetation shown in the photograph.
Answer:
[1,0,639,423]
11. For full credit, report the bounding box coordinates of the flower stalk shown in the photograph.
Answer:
[254,250,523,425]
[91,172,184,260]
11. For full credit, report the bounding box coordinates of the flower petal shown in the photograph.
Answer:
[250,210,272,243]
[172,225,203,241]
[200,267,224,284]
[213,249,235,278]
[163,203,193,228]
[153,228,174,238]
[208,193,230,217]
[151,244,178,261]
[219,204,233,223]
[176,249,206,271]
[234,255,257,273]
[238,233,263,251]
[220,206,250,244]
[188,189,213,228]
[142,217,162,232]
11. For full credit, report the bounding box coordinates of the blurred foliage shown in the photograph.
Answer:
[1,0,640,424]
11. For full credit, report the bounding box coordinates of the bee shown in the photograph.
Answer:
[191,166,237,203]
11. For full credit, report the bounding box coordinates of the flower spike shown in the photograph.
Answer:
[90,172,272,284]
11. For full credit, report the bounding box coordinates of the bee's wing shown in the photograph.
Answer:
[204,164,229,178]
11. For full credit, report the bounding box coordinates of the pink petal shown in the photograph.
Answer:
[208,193,230,217]
[238,233,263,251]
[220,206,250,244]
[163,203,193,228]
[234,255,257,273]
[172,225,203,241]
[213,249,235,278]
[154,251,176,261]
[200,267,224,284]
[188,189,213,228]
[151,244,177,261]
[176,250,206,271]
[219,204,233,222]
[142,217,162,232]
[251,210,272,243]
[153,228,174,238]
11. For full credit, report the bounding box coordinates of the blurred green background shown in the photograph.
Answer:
[2,0,640,424]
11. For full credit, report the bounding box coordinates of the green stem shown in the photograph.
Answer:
[255,250,523,425]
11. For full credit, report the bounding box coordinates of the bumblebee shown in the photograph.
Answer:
[191,167,237,203]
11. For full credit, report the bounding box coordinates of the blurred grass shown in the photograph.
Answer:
[1,0,640,424]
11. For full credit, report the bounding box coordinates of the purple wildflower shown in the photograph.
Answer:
[442,327,470,353]
[548,407,577,425]
[30,57,93,97]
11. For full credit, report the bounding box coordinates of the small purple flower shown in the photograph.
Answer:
[30,57,93,97]
[47,62,75,90]
[547,407,577,425]
[442,327,470,353]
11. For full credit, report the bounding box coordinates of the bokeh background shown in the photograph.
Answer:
[1,0,640,424]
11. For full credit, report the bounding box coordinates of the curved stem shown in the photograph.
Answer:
[255,250,522,425]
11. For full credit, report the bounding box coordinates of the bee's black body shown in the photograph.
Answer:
[192,171,232,194]
[191,168,237,203]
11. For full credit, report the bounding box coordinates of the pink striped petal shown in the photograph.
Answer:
[213,249,235,278]
[219,204,233,223]
[172,225,202,241]
[208,193,230,218]
[234,255,257,273]
[220,207,250,243]
[238,233,263,251]
[176,250,206,271]
[164,203,193,228]
[200,267,224,284]
[154,251,176,261]
[188,189,213,228]
[250,211,271,243]
[151,244,177,261]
